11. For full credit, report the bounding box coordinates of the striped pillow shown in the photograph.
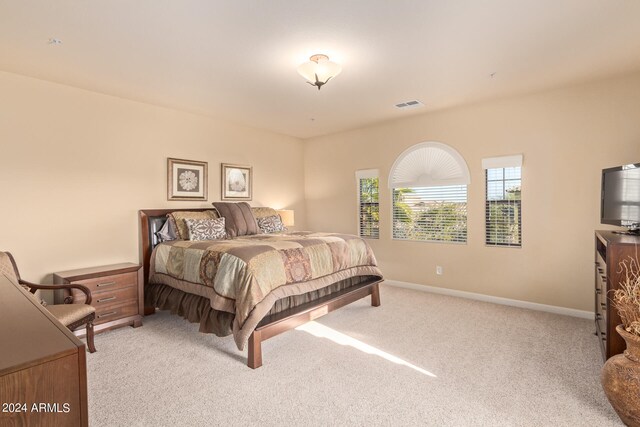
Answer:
[212,202,259,237]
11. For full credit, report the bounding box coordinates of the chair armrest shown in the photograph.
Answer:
[19,280,93,305]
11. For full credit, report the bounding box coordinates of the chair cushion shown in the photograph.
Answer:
[46,304,96,327]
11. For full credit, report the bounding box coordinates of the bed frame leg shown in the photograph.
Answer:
[248,330,263,369]
[371,282,381,307]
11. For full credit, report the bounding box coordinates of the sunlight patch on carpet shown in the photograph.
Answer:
[296,321,436,377]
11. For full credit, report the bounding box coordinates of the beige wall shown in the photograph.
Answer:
[304,72,640,311]
[3,69,640,311]
[0,71,305,284]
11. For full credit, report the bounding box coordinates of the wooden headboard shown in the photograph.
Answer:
[138,208,211,286]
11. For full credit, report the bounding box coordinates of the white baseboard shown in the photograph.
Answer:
[384,280,592,319]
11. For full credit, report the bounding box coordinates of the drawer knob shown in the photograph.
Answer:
[97,296,116,303]
[97,281,116,288]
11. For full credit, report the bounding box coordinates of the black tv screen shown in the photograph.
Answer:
[601,163,640,229]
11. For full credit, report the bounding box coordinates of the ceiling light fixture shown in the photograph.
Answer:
[297,54,341,90]
[48,38,63,45]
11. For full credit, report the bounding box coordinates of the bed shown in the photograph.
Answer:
[139,206,383,368]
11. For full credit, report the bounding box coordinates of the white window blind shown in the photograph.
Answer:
[485,165,522,247]
[392,185,468,243]
[356,169,379,239]
[388,142,470,188]
[390,142,470,243]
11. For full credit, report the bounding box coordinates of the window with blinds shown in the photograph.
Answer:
[485,167,522,246]
[392,185,468,243]
[356,170,379,239]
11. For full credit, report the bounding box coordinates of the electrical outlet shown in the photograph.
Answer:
[436,266,443,275]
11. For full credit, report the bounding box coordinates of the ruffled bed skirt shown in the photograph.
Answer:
[145,275,376,336]
[145,283,234,336]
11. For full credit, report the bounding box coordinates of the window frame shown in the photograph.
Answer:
[356,169,380,239]
[484,164,522,248]
[388,142,471,244]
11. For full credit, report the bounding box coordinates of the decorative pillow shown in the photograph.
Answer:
[251,207,279,220]
[257,215,286,234]
[212,202,259,238]
[185,217,227,241]
[167,210,219,240]
[156,218,177,242]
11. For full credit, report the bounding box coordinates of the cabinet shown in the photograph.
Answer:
[0,275,88,426]
[595,231,640,361]
[54,263,143,336]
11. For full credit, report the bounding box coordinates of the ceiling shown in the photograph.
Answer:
[1,1,640,139]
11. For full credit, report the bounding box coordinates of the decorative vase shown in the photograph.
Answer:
[602,325,640,427]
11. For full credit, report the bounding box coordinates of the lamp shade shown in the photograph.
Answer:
[297,54,341,88]
[277,209,295,227]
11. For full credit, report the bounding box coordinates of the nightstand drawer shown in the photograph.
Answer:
[72,271,137,293]
[72,285,138,307]
[95,302,139,325]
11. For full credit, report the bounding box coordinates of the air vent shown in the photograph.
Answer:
[395,100,424,109]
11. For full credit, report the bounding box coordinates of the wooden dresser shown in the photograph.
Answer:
[0,274,88,427]
[595,230,640,361]
[54,263,143,336]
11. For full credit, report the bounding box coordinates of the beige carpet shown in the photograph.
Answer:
[86,284,622,426]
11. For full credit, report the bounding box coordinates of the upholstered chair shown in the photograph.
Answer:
[0,252,97,353]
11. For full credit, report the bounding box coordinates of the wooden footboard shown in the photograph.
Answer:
[247,278,382,369]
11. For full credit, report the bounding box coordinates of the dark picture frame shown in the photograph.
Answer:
[221,163,252,201]
[167,158,208,201]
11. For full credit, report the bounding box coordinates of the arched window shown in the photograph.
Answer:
[389,142,470,243]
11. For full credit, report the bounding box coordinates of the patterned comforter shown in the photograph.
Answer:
[149,231,383,349]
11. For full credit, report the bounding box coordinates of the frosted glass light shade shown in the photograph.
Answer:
[297,55,342,88]
[277,209,295,227]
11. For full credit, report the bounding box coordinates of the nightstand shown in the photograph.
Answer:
[53,263,143,336]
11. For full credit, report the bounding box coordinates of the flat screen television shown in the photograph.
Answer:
[601,163,640,233]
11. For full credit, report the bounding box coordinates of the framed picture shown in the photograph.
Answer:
[221,163,252,200]
[167,158,208,201]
